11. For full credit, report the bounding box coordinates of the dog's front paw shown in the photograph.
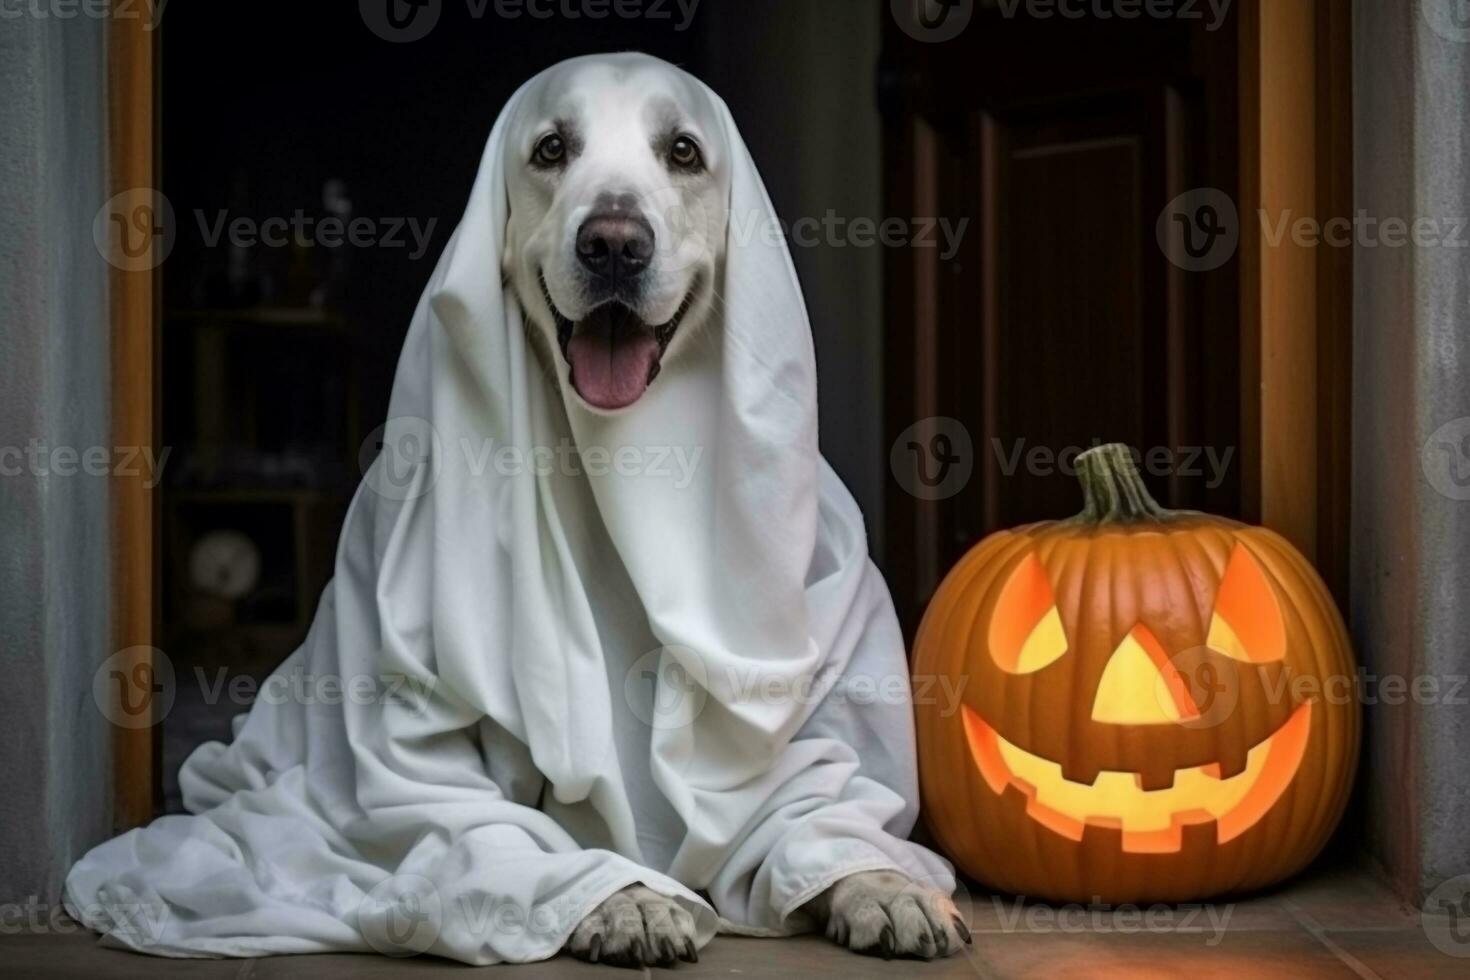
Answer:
[805,870,970,960]
[564,884,699,969]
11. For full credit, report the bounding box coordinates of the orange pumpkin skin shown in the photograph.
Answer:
[912,445,1359,904]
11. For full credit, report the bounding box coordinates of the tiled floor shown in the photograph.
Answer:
[4,865,1461,979]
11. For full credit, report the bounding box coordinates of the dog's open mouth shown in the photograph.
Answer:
[541,274,691,411]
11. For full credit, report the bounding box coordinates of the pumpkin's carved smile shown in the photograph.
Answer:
[961,701,1313,854]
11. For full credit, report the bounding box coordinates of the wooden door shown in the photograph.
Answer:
[881,0,1350,633]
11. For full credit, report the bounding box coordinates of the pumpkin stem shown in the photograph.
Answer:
[1070,443,1176,525]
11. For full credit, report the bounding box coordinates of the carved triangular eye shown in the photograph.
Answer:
[989,553,1068,674]
[1207,543,1286,663]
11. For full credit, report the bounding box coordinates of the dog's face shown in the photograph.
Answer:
[504,59,726,412]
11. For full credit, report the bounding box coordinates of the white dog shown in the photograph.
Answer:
[66,54,964,970]
[501,56,968,967]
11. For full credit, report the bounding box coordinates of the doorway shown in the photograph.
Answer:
[880,0,1352,634]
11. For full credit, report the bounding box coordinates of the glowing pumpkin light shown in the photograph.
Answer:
[912,444,1359,903]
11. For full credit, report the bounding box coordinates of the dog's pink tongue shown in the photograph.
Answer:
[567,322,660,410]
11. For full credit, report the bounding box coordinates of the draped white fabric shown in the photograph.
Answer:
[65,54,953,965]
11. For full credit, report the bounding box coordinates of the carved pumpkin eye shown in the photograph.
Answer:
[988,553,1069,674]
[1206,543,1287,664]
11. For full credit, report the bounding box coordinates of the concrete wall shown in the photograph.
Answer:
[1353,0,1470,901]
[0,14,114,903]
[698,0,887,559]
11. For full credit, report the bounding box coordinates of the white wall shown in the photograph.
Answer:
[0,12,114,902]
[1353,0,1470,900]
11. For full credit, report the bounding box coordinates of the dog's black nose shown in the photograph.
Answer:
[576,211,654,283]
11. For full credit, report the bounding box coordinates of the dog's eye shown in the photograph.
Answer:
[669,135,702,171]
[532,133,566,168]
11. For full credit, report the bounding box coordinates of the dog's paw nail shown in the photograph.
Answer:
[682,937,699,963]
[658,938,678,967]
[631,937,646,966]
[588,934,602,963]
[879,924,896,960]
[954,916,972,945]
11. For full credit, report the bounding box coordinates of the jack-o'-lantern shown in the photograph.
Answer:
[912,444,1358,903]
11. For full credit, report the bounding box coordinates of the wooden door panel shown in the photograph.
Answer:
[996,118,1150,527]
[883,9,1241,632]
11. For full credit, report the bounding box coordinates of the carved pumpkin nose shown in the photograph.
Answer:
[1091,624,1202,725]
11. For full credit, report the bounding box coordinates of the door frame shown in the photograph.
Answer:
[1238,0,1354,603]
[882,0,1354,634]
[108,3,159,831]
[107,1,1356,820]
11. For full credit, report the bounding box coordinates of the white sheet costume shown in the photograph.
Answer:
[66,54,954,965]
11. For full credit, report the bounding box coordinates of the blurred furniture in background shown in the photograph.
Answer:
[159,306,358,808]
